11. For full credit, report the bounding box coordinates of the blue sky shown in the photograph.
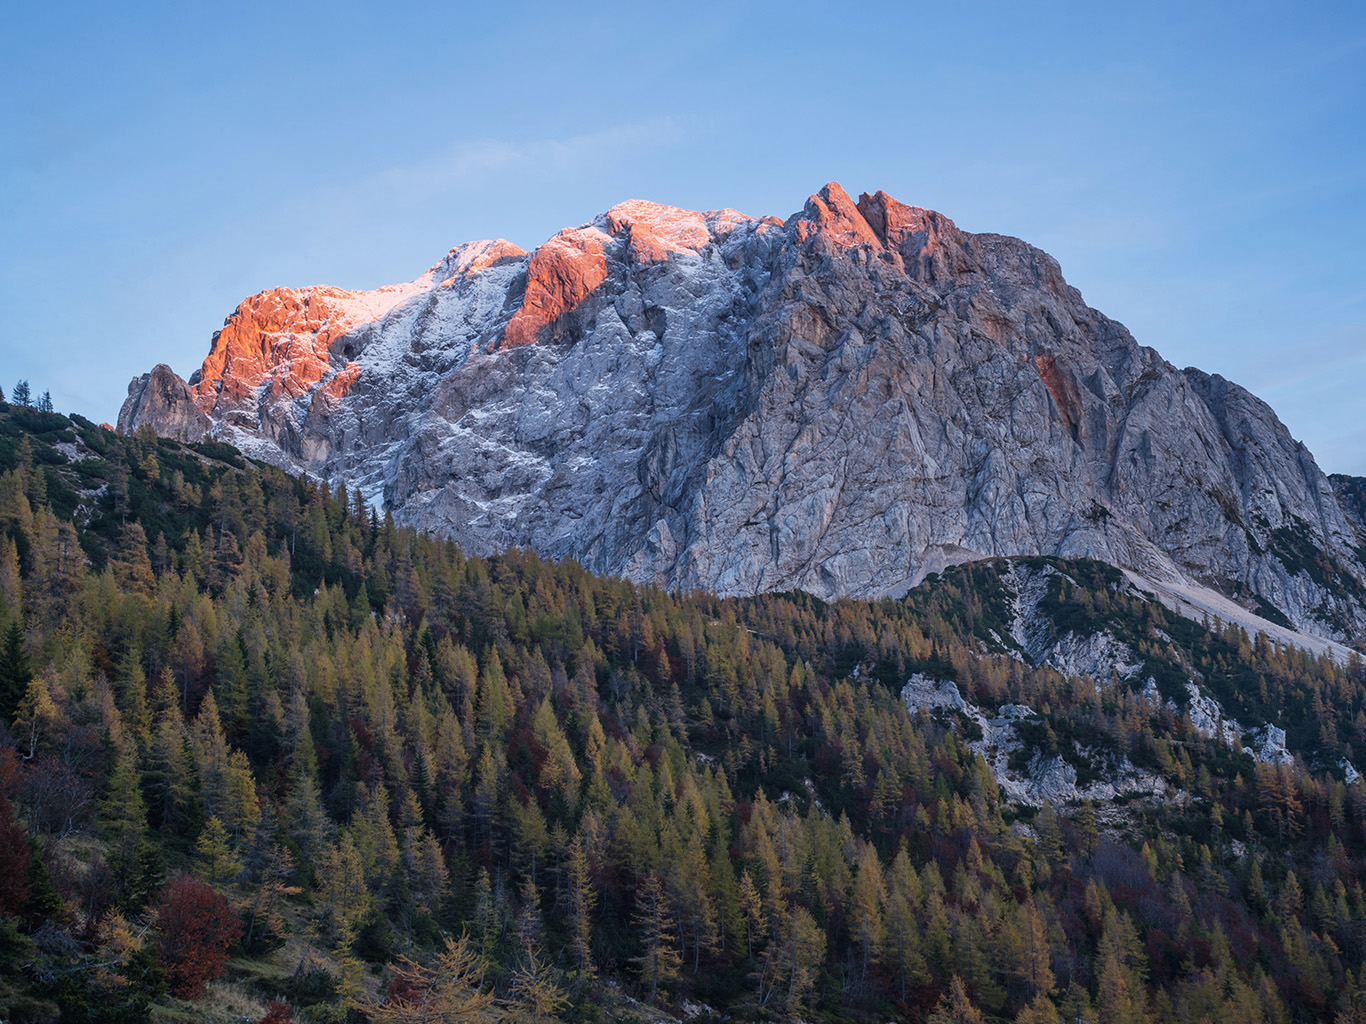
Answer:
[3,1,1364,472]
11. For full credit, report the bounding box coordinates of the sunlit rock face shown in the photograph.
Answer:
[121,184,1366,643]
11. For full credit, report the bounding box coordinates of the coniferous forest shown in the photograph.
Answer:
[4,396,1366,1024]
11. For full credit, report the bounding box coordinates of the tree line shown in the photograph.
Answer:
[0,403,1365,1022]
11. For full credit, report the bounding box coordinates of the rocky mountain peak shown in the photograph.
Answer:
[791,184,967,283]
[119,185,1366,647]
[793,181,885,249]
[428,239,528,286]
[118,362,211,442]
[602,199,717,259]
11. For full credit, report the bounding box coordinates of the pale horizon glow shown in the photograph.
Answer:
[2,1,1363,473]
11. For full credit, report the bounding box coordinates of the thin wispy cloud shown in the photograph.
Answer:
[177,117,701,296]
[367,118,694,202]
[299,117,699,234]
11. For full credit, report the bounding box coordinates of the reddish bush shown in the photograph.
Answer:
[153,873,242,998]
[257,1001,294,1023]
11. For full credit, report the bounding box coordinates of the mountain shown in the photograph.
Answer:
[119,184,1366,648]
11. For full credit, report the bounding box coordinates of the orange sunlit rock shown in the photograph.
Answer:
[855,190,951,250]
[193,288,342,413]
[501,227,611,348]
[191,275,444,416]
[856,190,964,283]
[605,200,714,265]
[793,182,884,249]
[321,361,361,399]
[1034,352,1081,438]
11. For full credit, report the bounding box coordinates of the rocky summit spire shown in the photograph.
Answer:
[118,363,211,442]
[121,185,1366,646]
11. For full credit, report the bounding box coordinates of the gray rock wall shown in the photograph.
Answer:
[117,363,210,442]
[120,185,1366,644]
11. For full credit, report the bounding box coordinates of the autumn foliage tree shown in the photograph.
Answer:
[364,934,494,1023]
[507,945,569,1023]
[153,873,243,998]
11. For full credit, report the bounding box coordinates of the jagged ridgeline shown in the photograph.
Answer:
[3,399,1366,1023]
[119,185,1366,648]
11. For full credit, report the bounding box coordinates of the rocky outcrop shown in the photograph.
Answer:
[119,184,1366,644]
[117,364,210,442]
[901,675,1168,806]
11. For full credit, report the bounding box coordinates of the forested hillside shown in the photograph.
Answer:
[2,396,1366,1023]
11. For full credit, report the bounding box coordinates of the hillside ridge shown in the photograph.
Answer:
[5,396,1366,1021]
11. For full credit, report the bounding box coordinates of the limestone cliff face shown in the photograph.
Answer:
[120,184,1366,643]
[117,364,211,442]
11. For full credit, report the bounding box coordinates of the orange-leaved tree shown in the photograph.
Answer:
[153,873,242,998]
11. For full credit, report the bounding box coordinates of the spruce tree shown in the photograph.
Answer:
[195,816,242,889]
[102,750,149,893]
[0,619,32,723]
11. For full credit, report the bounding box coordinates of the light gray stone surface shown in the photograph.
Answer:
[120,185,1366,644]
[117,364,210,442]
[901,675,1168,806]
